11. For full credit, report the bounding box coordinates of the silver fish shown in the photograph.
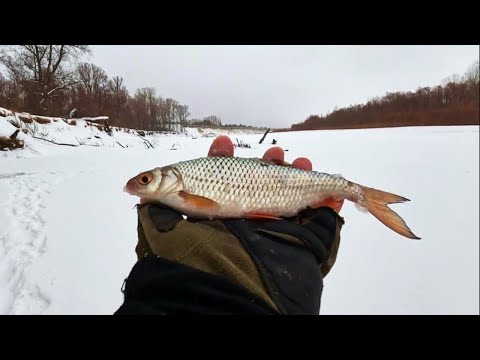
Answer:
[125,156,419,239]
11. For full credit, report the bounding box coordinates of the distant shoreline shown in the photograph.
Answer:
[275,119,479,132]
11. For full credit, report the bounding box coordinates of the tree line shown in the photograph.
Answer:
[3,46,477,133]
[291,60,479,131]
[0,45,223,132]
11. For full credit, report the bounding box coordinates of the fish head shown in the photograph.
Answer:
[124,166,184,203]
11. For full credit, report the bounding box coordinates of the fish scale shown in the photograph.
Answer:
[170,156,359,215]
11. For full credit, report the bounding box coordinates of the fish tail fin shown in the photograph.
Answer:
[358,185,420,240]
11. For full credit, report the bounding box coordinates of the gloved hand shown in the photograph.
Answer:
[117,136,345,315]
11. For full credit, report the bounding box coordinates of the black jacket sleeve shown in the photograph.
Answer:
[114,255,277,315]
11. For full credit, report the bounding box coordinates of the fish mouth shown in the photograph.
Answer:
[124,184,148,205]
[124,178,137,194]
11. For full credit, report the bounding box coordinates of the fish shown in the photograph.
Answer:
[124,156,420,239]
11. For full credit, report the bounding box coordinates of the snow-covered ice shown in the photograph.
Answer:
[1,113,478,314]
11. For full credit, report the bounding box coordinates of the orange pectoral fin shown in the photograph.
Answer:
[178,191,220,210]
[244,212,282,220]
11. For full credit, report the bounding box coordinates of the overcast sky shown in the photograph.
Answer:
[90,45,479,128]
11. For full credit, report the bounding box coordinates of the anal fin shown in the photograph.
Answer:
[244,212,281,220]
[311,196,343,209]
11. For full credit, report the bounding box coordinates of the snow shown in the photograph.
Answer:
[0,111,478,314]
[0,118,17,137]
[76,116,109,122]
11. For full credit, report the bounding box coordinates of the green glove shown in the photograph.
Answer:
[132,203,344,315]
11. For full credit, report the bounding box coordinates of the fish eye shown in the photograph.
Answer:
[138,173,153,185]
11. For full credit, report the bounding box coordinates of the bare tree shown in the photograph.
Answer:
[441,73,462,86]
[131,88,148,130]
[0,72,8,106]
[161,98,180,131]
[203,115,222,126]
[76,62,109,111]
[77,63,108,95]
[145,88,160,131]
[463,59,479,84]
[108,76,129,121]
[189,115,222,126]
[176,104,190,131]
[131,87,159,130]
[0,45,91,114]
